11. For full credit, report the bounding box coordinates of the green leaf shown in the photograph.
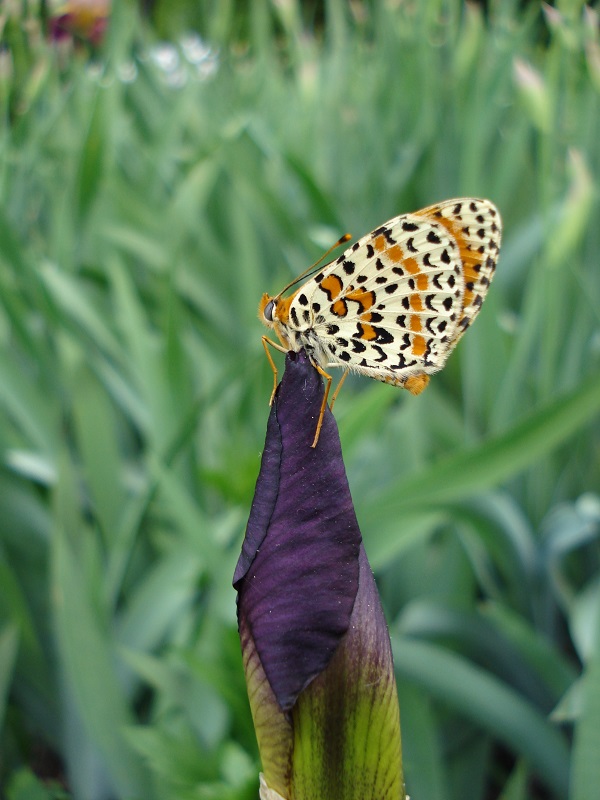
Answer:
[72,366,127,544]
[365,373,600,523]
[570,591,600,800]
[51,452,150,797]
[75,85,108,225]
[482,602,576,698]
[497,761,529,800]
[0,624,19,730]
[396,683,446,800]
[0,347,59,457]
[5,769,69,800]
[392,637,570,796]
[38,262,123,362]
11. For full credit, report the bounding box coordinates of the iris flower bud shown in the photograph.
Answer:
[234,350,406,800]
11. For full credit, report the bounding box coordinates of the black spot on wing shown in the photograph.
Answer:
[372,226,396,245]
[372,345,387,363]
[373,326,394,345]
[390,353,408,369]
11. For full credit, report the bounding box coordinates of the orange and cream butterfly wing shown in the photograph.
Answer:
[284,198,501,390]
[414,198,501,345]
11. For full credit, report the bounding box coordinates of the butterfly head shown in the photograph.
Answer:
[259,293,277,328]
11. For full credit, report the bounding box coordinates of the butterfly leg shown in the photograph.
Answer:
[329,369,349,412]
[262,336,288,405]
[312,364,333,448]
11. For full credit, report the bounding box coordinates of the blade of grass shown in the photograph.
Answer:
[396,683,446,800]
[392,636,570,797]
[364,372,600,526]
[0,624,19,731]
[51,451,151,797]
[570,604,600,800]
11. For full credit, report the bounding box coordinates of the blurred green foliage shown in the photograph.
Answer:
[0,1,599,798]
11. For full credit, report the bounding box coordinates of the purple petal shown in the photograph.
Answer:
[234,350,362,711]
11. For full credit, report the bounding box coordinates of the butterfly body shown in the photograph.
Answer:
[260,198,502,402]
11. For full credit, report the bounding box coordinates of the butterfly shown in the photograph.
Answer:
[260,198,502,447]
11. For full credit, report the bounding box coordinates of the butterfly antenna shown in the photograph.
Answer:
[276,233,352,298]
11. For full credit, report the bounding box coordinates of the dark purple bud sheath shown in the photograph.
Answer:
[234,351,405,800]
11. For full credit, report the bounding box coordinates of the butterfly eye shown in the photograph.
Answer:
[263,300,275,322]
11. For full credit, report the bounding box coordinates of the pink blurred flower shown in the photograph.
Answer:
[49,0,110,46]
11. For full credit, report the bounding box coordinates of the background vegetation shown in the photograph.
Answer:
[1,1,599,798]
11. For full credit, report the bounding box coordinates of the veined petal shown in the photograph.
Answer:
[234,350,361,712]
